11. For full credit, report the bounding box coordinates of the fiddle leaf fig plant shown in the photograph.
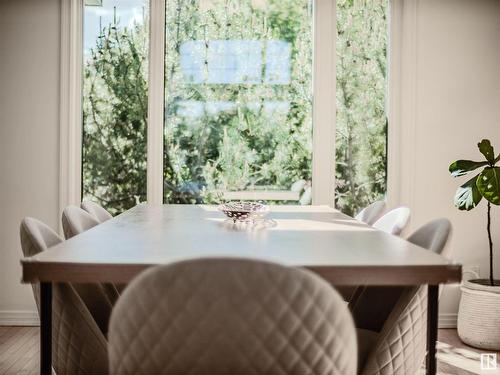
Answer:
[450,139,500,286]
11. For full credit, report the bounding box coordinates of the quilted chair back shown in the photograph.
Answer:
[81,200,113,223]
[372,207,411,236]
[109,258,357,375]
[359,286,427,375]
[52,283,109,375]
[62,205,100,239]
[20,217,64,309]
[19,218,108,375]
[355,201,386,225]
[359,219,452,375]
[61,205,118,334]
[407,218,452,257]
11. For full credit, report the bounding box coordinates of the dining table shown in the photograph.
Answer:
[21,204,462,375]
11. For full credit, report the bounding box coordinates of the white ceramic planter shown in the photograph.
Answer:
[457,279,500,350]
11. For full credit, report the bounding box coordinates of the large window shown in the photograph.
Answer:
[335,0,388,216]
[82,0,149,214]
[164,0,313,204]
[81,0,388,215]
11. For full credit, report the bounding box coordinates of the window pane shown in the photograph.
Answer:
[164,0,313,205]
[82,0,149,214]
[336,0,388,216]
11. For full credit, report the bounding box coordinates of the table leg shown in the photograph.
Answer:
[40,282,52,375]
[426,285,439,375]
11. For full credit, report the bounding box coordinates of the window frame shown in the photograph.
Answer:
[59,0,83,220]
[61,0,402,212]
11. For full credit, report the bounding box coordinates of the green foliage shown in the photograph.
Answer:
[83,0,388,216]
[450,139,500,210]
[477,167,500,206]
[82,13,148,214]
[449,160,489,178]
[454,174,482,211]
[450,139,500,285]
[163,0,313,204]
[478,139,496,164]
[335,0,388,216]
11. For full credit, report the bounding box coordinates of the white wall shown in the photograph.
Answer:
[0,0,61,324]
[0,0,499,327]
[399,0,500,326]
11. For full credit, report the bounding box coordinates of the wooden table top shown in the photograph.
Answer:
[21,204,462,285]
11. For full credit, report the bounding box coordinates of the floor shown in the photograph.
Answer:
[430,330,500,375]
[0,327,498,374]
[0,327,39,375]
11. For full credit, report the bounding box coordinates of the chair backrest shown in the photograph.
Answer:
[62,205,100,239]
[407,218,452,257]
[355,201,386,225]
[19,218,108,375]
[63,206,118,332]
[20,217,63,310]
[359,218,453,375]
[52,283,109,375]
[81,200,113,223]
[32,210,115,334]
[372,207,411,235]
[359,286,427,375]
[20,217,62,256]
[109,258,357,375]
[72,203,121,305]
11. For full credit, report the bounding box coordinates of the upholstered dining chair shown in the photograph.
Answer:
[80,200,129,294]
[62,205,100,239]
[355,218,452,375]
[372,207,411,236]
[355,201,386,225]
[19,218,108,375]
[62,205,121,308]
[109,258,358,375]
[407,218,452,257]
[81,200,113,223]
[19,217,63,309]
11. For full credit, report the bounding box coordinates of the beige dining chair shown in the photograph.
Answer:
[372,207,411,236]
[336,200,385,303]
[19,218,108,375]
[80,200,128,294]
[407,218,452,258]
[62,205,100,239]
[109,258,358,375]
[355,218,452,375]
[355,201,386,225]
[62,205,121,310]
[81,200,113,223]
[20,217,64,309]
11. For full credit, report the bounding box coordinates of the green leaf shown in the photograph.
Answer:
[478,139,495,164]
[495,154,500,164]
[454,174,482,211]
[477,167,500,205]
[449,160,489,177]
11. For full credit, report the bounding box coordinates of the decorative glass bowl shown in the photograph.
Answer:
[218,201,269,222]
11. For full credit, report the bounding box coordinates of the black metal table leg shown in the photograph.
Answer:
[426,285,439,375]
[40,282,52,375]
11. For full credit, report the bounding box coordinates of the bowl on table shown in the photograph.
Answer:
[218,201,269,223]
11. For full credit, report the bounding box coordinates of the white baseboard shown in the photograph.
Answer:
[0,310,39,326]
[439,313,457,329]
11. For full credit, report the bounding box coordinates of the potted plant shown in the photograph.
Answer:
[450,139,500,350]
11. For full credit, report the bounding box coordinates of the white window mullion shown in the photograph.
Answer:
[59,0,83,225]
[147,0,166,205]
[386,0,417,210]
[312,0,336,206]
